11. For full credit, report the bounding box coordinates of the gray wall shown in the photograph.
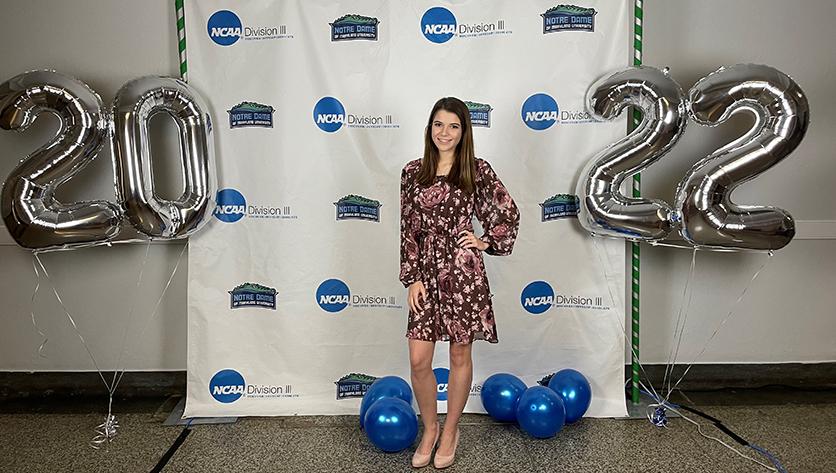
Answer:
[0,1,833,372]
[0,0,186,371]
[639,0,836,364]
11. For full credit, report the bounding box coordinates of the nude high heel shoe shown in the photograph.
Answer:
[411,421,440,468]
[433,428,459,469]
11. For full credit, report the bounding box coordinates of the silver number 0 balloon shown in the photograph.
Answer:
[0,71,217,251]
[0,71,123,250]
[577,66,688,241]
[674,64,809,250]
[113,77,216,239]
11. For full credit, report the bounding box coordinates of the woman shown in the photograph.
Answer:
[399,97,520,468]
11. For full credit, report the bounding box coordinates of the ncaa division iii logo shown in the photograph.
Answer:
[316,279,350,313]
[433,368,450,401]
[209,369,246,403]
[521,93,560,131]
[213,188,246,223]
[421,7,457,43]
[313,97,346,133]
[207,10,242,46]
[521,281,555,314]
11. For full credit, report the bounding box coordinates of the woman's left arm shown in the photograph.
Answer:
[474,160,520,256]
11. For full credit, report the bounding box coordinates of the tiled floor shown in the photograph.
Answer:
[1,389,834,472]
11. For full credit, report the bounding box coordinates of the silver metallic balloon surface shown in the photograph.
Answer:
[577,66,688,241]
[674,64,808,251]
[112,77,216,239]
[0,70,123,250]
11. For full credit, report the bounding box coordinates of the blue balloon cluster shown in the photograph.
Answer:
[360,376,418,452]
[480,369,592,439]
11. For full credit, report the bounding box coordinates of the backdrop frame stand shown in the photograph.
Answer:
[629,0,644,406]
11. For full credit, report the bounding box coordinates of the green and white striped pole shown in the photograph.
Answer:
[630,0,643,405]
[175,0,188,82]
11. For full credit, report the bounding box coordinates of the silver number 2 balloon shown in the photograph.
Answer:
[0,70,217,251]
[674,64,809,251]
[577,66,688,241]
[0,71,123,250]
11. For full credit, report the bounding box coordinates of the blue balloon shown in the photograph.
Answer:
[515,386,566,439]
[359,376,413,428]
[547,369,592,424]
[363,397,419,452]
[480,373,527,422]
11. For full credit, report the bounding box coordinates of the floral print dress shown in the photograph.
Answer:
[399,158,520,344]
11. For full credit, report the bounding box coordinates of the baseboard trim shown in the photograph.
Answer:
[627,362,836,391]
[0,371,185,400]
[1,364,834,401]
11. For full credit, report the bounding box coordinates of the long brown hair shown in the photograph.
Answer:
[417,97,476,194]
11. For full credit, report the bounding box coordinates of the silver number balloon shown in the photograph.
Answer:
[577,66,688,241]
[112,77,216,239]
[674,64,809,250]
[0,70,123,250]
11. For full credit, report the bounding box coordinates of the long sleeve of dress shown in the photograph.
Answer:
[399,164,421,287]
[475,159,520,257]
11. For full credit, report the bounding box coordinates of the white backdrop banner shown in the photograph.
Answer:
[184,0,629,418]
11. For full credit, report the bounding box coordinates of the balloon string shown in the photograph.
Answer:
[591,231,777,254]
[749,444,788,473]
[647,239,772,253]
[30,255,49,357]
[33,252,109,389]
[590,237,663,403]
[109,240,153,395]
[663,247,698,401]
[665,250,773,399]
[34,242,187,448]
[111,241,187,394]
[527,236,782,473]
[90,394,119,449]
[670,406,777,471]
[634,385,777,471]
[34,252,118,448]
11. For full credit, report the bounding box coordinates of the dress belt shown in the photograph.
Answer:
[417,229,473,240]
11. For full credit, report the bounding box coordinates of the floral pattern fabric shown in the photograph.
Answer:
[399,158,520,344]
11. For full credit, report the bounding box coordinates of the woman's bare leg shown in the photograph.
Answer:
[438,342,472,454]
[409,339,439,454]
